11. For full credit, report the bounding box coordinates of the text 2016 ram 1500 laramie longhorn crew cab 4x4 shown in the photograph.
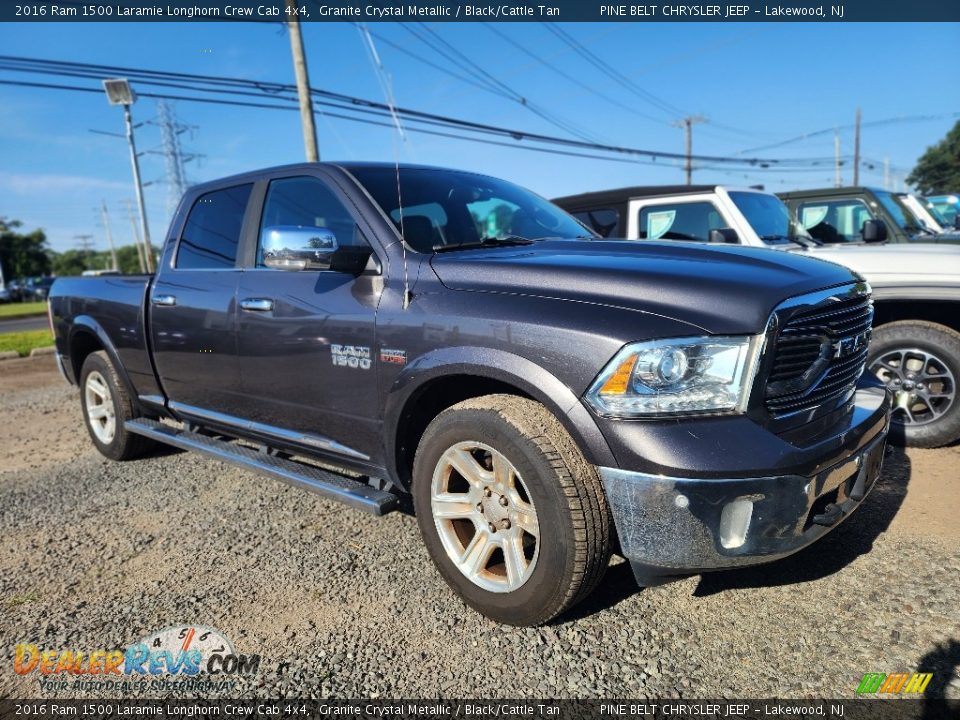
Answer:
[50,163,890,625]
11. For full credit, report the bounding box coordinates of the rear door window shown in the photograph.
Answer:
[176,184,253,269]
[638,202,724,242]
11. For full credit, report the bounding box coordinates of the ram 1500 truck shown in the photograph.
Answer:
[51,163,890,626]
[554,184,960,449]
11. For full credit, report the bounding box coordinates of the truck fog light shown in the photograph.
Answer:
[719,499,753,549]
[674,494,689,509]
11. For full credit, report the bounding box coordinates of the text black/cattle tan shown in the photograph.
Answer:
[49,163,890,625]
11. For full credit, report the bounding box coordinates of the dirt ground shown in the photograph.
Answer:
[1,355,958,701]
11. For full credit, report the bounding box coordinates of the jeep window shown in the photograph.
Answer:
[637,201,724,242]
[257,177,362,267]
[176,184,253,269]
[874,190,926,235]
[347,166,593,253]
[570,208,620,238]
[797,199,874,243]
[728,191,811,244]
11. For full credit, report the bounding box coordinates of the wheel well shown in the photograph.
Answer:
[873,301,960,334]
[70,330,104,381]
[394,375,532,488]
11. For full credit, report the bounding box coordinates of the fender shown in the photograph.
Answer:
[67,315,140,405]
[383,346,616,485]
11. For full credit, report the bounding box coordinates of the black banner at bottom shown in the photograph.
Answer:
[1,699,958,720]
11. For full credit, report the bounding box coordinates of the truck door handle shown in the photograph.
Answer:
[152,294,176,307]
[240,298,274,312]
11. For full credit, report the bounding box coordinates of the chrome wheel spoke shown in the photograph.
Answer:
[432,493,476,520]
[446,448,488,487]
[459,531,493,576]
[513,502,539,538]
[503,534,528,586]
[88,405,109,420]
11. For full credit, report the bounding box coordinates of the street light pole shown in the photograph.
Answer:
[103,78,154,274]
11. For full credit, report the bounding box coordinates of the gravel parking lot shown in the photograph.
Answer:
[1,356,958,700]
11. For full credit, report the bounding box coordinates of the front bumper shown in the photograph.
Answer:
[599,390,890,585]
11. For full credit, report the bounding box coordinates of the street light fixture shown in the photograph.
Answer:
[102,78,154,272]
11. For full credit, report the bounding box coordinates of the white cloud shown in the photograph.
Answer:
[0,172,130,195]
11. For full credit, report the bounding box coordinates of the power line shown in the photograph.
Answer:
[0,56,846,170]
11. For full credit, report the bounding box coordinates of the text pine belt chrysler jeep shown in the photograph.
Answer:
[50,164,891,625]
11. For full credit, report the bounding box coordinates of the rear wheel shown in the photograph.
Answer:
[868,321,960,448]
[80,351,155,461]
[412,395,611,626]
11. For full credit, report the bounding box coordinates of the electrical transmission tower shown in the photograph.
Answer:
[155,100,196,219]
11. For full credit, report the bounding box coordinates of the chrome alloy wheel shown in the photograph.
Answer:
[430,441,540,593]
[84,370,116,443]
[870,347,956,427]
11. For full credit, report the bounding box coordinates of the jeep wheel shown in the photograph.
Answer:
[80,351,155,461]
[412,395,611,626]
[868,321,960,448]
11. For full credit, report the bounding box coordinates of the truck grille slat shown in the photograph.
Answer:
[764,289,873,419]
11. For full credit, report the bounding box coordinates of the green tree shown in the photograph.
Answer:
[907,121,960,194]
[0,218,52,280]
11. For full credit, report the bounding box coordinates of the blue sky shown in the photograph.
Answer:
[1,20,958,254]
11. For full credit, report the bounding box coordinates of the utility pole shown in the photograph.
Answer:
[100,201,119,271]
[285,0,319,162]
[673,115,707,186]
[853,107,861,186]
[883,157,890,190]
[834,128,842,188]
[123,199,147,274]
[74,234,95,271]
[124,103,155,273]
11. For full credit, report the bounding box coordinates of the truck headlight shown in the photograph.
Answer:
[585,336,764,417]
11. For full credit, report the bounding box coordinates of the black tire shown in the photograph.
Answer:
[412,394,611,626]
[79,351,155,461]
[868,321,960,448]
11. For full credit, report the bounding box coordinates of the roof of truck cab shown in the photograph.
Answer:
[552,185,720,207]
[777,186,883,199]
[186,161,500,193]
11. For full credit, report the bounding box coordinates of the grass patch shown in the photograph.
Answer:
[6,590,40,607]
[0,329,53,356]
[0,301,47,319]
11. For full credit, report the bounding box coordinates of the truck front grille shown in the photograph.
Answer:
[765,288,873,418]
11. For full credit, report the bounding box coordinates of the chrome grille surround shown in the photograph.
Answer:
[764,283,873,419]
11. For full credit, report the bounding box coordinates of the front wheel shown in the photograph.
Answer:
[868,321,960,448]
[412,395,611,626]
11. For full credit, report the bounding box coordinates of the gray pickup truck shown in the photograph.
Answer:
[50,163,889,625]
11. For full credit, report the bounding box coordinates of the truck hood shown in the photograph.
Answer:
[800,242,960,288]
[430,239,859,335]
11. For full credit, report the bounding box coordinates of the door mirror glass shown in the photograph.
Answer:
[708,228,740,244]
[260,226,339,270]
[861,218,888,243]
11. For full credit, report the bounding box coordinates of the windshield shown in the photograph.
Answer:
[347,166,594,252]
[874,190,925,234]
[728,191,812,243]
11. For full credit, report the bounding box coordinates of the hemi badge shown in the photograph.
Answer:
[380,349,407,365]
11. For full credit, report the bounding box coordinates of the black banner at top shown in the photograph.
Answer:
[3,0,960,23]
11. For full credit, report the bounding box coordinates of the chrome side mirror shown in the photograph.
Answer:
[261,226,339,271]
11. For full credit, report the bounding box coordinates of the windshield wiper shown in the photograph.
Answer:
[760,234,820,248]
[433,236,535,253]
